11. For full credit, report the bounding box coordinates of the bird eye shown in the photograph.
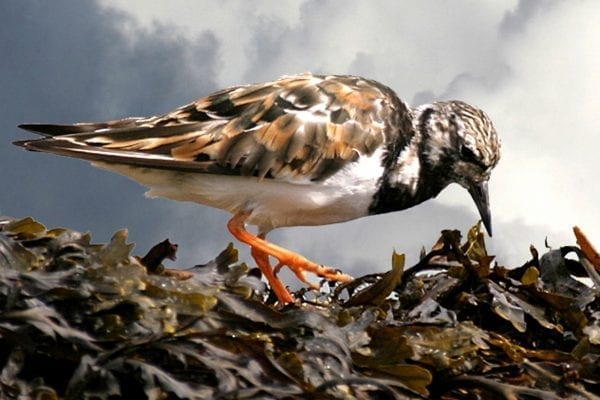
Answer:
[461,145,489,169]
[460,145,477,162]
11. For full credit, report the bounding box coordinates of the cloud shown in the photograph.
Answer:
[235,1,515,98]
[97,0,303,86]
[3,0,598,278]
[0,0,224,263]
[437,0,600,248]
[499,0,557,36]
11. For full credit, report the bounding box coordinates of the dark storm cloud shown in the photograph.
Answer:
[1,0,224,265]
[499,0,558,36]
[1,1,218,123]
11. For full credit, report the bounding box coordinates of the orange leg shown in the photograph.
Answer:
[250,234,295,304]
[227,211,353,304]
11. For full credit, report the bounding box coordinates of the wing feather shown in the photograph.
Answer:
[16,73,413,181]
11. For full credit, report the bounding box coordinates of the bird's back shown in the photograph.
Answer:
[16,73,415,185]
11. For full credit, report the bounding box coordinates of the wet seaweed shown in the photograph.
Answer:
[0,216,599,399]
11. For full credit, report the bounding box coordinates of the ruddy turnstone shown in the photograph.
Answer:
[15,73,500,304]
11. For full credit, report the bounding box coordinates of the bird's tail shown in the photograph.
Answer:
[17,117,144,137]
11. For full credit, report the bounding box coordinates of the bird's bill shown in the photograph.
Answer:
[468,181,492,236]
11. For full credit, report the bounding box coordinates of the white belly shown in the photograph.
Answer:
[93,161,380,233]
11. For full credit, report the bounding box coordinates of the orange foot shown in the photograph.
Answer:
[227,211,353,304]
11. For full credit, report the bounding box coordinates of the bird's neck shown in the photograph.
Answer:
[369,119,453,215]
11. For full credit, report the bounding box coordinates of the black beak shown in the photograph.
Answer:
[468,181,492,236]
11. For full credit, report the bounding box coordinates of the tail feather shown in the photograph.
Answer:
[18,118,144,137]
[13,135,225,173]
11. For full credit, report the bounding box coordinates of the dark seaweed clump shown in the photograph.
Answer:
[1,216,599,399]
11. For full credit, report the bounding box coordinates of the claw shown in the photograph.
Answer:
[273,261,284,275]
[227,211,353,304]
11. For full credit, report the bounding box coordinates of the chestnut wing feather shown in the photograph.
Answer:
[17,74,411,181]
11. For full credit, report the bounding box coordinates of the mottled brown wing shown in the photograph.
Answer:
[17,74,411,181]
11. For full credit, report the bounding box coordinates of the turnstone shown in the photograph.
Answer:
[15,73,500,304]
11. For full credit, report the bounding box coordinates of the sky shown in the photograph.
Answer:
[2,0,599,280]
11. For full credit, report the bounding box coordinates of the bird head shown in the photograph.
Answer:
[417,100,501,235]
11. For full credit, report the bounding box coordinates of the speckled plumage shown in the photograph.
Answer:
[15,73,500,303]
